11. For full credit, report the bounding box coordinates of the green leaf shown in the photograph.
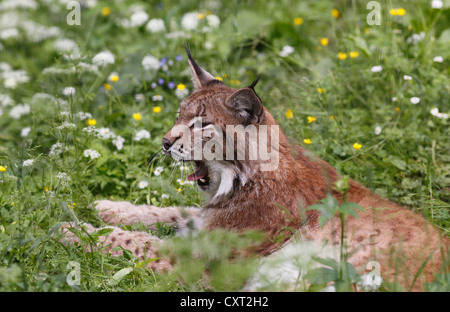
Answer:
[305,267,338,285]
[90,228,114,238]
[135,258,160,269]
[107,267,134,286]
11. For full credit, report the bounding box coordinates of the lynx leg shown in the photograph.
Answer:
[93,200,203,235]
[60,222,172,272]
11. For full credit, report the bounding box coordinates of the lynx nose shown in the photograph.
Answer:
[162,137,173,151]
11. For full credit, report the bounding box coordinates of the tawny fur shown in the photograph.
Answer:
[61,51,448,292]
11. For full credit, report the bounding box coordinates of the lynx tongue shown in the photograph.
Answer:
[187,163,208,181]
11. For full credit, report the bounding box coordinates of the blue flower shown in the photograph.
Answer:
[158,78,164,85]
[168,81,175,89]
[175,54,183,61]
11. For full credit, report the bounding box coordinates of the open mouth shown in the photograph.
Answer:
[188,161,210,187]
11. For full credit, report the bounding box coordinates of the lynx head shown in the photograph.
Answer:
[162,46,279,200]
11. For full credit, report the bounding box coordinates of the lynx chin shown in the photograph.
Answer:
[61,45,448,292]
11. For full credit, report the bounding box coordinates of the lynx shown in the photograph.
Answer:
[62,46,448,291]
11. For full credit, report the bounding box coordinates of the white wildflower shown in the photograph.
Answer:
[62,86,76,96]
[433,56,443,63]
[279,45,294,57]
[76,111,93,121]
[436,113,448,119]
[165,31,191,39]
[204,41,214,50]
[152,95,163,101]
[138,180,148,189]
[179,164,190,171]
[130,11,149,27]
[56,122,76,130]
[2,70,30,88]
[403,75,412,81]
[21,127,31,137]
[181,12,199,30]
[23,159,34,167]
[76,62,100,74]
[370,65,383,73]
[49,142,66,157]
[431,0,443,9]
[22,21,60,42]
[0,28,19,40]
[430,108,439,116]
[112,136,125,150]
[83,149,101,160]
[392,97,397,102]
[98,127,115,140]
[142,54,160,71]
[177,179,187,185]
[410,97,420,104]
[161,194,169,199]
[0,0,38,10]
[9,104,30,119]
[82,126,100,137]
[175,88,189,99]
[406,32,425,45]
[206,14,220,28]
[92,51,115,66]
[359,273,383,292]
[154,166,163,176]
[374,126,382,135]
[135,93,145,102]
[56,172,70,182]
[134,129,151,141]
[53,38,78,53]
[146,18,165,33]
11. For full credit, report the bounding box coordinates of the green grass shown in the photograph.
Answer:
[0,0,449,291]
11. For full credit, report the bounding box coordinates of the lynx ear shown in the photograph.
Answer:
[225,87,264,125]
[185,44,220,89]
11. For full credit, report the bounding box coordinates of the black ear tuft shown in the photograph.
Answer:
[248,75,261,90]
[184,44,222,89]
[225,88,264,125]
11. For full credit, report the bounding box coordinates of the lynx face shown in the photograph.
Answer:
[161,47,269,198]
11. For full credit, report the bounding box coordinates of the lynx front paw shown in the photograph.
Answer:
[59,221,172,272]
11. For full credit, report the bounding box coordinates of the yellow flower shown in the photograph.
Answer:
[337,52,348,60]
[390,8,405,16]
[215,76,223,81]
[317,88,325,93]
[101,7,111,16]
[197,13,205,20]
[320,37,329,47]
[349,51,359,58]
[395,107,400,112]
[331,9,340,18]
[87,119,96,126]
[153,106,162,113]
[364,28,370,34]
[0,165,7,172]
[133,113,142,120]
[329,115,335,120]
[294,17,304,26]
[353,143,362,150]
[307,116,316,123]
[285,109,294,119]
[110,74,119,82]
[104,83,113,91]
[303,139,311,144]
[177,83,186,90]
